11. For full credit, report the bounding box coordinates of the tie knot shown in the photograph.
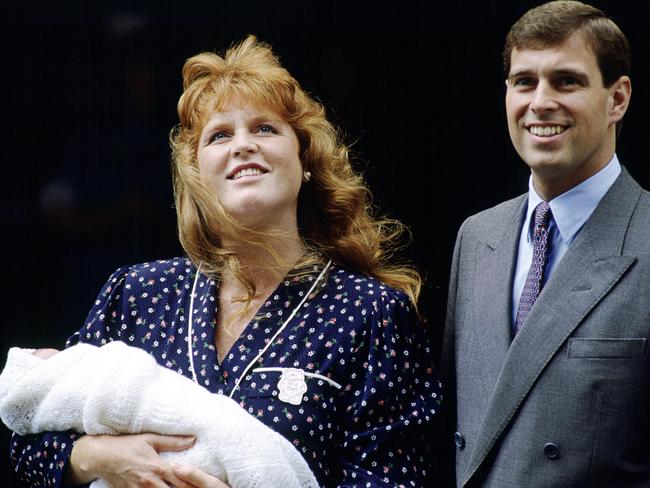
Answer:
[533,201,552,229]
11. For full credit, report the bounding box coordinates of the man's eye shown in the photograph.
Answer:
[513,78,535,87]
[560,77,581,86]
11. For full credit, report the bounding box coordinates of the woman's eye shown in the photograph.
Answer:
[208,131,228,143]
[257,124,277,134]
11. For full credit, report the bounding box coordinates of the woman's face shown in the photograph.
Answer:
[197,99,303,233]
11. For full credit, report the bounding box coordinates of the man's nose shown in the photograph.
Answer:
[530,82,559,113]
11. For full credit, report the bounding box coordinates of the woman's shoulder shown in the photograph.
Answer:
[90,257,199,308]
[80,257,199,341]
[105,257,197,286]
[327,263,412,308]
[322,264,422,344]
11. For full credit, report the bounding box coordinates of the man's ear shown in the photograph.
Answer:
[608,75,631,125]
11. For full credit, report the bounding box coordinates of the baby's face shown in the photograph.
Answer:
[32,348,60,360]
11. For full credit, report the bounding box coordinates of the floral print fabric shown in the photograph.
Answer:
[11,258,441,487]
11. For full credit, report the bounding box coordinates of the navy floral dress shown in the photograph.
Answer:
[11,258,441,487]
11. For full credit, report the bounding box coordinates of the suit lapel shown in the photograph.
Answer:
[469,196,527,386]
[462,169,642,486]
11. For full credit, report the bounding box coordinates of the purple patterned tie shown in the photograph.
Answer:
[514,201,553,336]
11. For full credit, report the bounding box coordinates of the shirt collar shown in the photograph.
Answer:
[525,154,621,244]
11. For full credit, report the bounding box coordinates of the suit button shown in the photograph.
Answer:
[454,431,465,449]
[543,442,559,459]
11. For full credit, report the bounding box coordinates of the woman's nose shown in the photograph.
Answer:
[231,131,258,157]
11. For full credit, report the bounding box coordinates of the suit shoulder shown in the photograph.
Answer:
[637,186,650,209]
[458,193,527,238]
[627,188,650,252]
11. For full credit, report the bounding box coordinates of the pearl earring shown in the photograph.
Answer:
[303,171,312,182]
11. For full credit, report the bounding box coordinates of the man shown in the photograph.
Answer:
[442,1,649,486]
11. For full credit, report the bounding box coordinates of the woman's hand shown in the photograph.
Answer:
[171,463,230,488]
[67,433,197,488]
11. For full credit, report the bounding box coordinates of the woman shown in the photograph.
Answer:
[11,35,440,487]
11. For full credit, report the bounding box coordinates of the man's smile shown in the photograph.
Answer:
[526,124,568,137]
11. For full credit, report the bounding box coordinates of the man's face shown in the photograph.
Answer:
[505,33,626,198]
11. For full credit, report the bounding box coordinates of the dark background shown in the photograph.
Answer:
[2,1,648,485]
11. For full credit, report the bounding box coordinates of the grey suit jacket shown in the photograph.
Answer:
[442,168,650,487]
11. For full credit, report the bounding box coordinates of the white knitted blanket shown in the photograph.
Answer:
[0,342,318,488]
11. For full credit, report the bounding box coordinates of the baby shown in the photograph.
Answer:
[1,342,317,488]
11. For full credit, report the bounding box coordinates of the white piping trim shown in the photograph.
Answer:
[187,262,202,384]
[228,260,332,399]
[253,367,342,389]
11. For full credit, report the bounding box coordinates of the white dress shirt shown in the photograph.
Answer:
[512,155,622,324]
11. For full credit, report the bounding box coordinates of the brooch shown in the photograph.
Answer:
[277,368,308,405]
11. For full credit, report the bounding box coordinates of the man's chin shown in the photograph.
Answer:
[521,153,568,173]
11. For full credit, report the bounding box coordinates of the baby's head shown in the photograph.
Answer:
[32,348,60,360]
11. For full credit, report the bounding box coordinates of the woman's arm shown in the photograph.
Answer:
[9,351,197,488]
[67,433,196,488]
[10,430,80,487]
[8,265,146,488]
[7,344,221,488]
[336,289,442,487]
